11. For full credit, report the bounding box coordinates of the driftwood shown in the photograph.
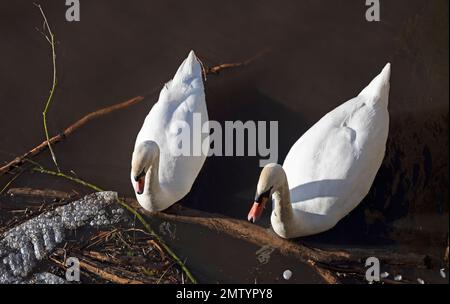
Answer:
[47,226,177,284]
[143,201,435,267]
[124,199,439,284]
[50,251,146,284]
[0,96,144,176]
[4,187,440,284]
[0,53,264,177]
[7,187,76,200]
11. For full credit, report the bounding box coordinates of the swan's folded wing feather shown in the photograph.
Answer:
[159,87,208,188]
[284,99,363,183]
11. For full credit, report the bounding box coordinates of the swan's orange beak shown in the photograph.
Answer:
[247,198,267,223]
[135,177,145,195]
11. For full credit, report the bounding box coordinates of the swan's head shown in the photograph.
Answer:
[131,141,159,195]
[248,163,285,223]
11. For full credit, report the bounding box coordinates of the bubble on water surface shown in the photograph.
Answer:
[283,269,292,280]
[380,272,389,279]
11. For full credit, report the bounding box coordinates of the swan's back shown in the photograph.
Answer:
[135,51,208,205]
[282,64,390,230]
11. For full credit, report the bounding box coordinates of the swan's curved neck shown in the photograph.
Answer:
[272,176,293,222]
[271,173,334,238]
[145,151,165,209]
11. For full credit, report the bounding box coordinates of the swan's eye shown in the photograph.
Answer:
[134,168,146,181]
[254,187,272,203]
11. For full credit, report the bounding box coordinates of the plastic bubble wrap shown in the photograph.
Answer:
[0,191,127,284]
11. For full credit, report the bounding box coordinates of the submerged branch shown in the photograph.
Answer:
[131,201,438,284]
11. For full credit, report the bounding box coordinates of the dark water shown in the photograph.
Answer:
[0,0,448,283]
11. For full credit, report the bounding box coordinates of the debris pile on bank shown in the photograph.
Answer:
[0,190,184,284]
[0,192,125,283]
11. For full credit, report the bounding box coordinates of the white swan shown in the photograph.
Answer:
[131,50,208,212]
[248,63,391,238]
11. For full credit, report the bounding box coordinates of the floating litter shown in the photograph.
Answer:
[394,275,402,281]
[30,272,66,284]
[440,269,446,279]
[380,272,389,279]
[283,269,292,280]
[417,278,425,284]
[0,192,126,284]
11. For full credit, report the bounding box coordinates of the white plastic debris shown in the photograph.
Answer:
[28,272,66,284]
[440,268,446,279]
[283,269,293,280]
[0,191,126,284]
[417,278,425,284]
[380,272,389,279]
[394,274,402,281]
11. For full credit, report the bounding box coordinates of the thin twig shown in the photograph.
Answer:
[147,239,167,261]
[6,187,75,200]
[0,96,143,176]
[34,3,60,172]
[203,48,269,76]
[32,166,197,284]
[83,251,121,265]
[50,254,145,284]
[0,170,24,195]
[157,262,175,284]
[306,260,341,284]
[32,167,102,192]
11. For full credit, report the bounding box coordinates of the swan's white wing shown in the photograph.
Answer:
[283,97,362,214]
[162,86,208,194]
[282,64,390,231]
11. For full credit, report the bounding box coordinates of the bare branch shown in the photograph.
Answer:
[34,3,60,171]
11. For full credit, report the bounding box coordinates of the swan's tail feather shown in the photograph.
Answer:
[358,63,391,107]
[172,50,203,84]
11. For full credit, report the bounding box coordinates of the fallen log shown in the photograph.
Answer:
[132,201,436,268]
[7,187,76,200]
[126,199,440,284]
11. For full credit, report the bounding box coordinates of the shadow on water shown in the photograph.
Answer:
[150,216,325,283]
[182,87,308,217]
